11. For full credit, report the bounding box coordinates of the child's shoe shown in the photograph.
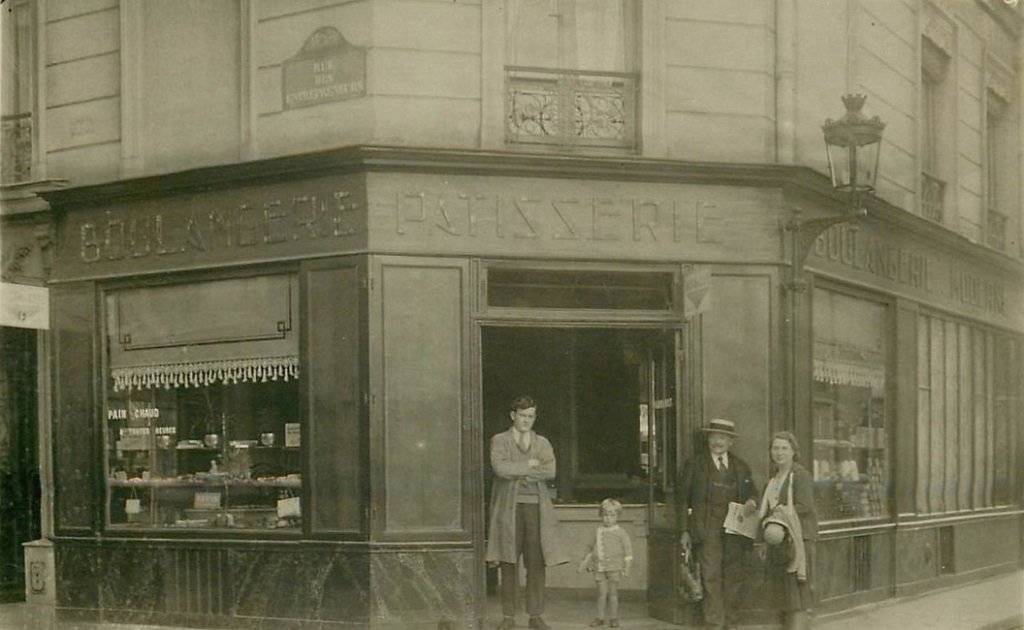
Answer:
[589,619,605,627]
[609,619,620,628]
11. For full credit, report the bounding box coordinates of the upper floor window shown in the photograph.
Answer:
[984,57,1017,254]
[920,35,952,224]
[505,0,638,150]
[1,0,35,184]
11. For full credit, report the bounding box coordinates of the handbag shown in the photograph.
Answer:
[764,472,802,573]
[678,548,703,603]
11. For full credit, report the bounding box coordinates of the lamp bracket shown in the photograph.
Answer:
[783,205,865,271]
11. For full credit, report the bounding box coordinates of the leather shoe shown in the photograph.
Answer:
[496,617,516,629]
[528,617,551,630]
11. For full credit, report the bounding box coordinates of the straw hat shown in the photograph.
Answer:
[700,418,738,437]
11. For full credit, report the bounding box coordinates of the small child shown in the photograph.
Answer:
[578,498,633,628]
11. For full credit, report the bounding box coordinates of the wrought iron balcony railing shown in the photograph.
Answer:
[921,170,945,223]
[986,209,1008,252]
[505,66,637,150]
[1,113,33,184]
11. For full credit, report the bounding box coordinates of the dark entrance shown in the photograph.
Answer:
[0,327,41,602]
[480,326,682,618]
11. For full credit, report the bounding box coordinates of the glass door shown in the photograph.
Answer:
[644,330,688,623]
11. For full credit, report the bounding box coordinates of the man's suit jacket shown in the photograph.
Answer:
[677,452,757,543]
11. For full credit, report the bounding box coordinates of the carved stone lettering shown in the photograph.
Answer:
[632,201,659,242]
[330,191,359,237]
[551,200,580,240]
[81,224,100,263]
[207,209,233,248]
[262,201,287,244]
[433,196,461,236]
[234,204,260,247]
[130,218,152,258]
[812,224,1009,317]
[469,195,500,238]
[76,190,358,264]
[696,201,721,243]
[396,192,426,235]
[390,191,739,248]
[105,217,127,260]
[510,198,540,239]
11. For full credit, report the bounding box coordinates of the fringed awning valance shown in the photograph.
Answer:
[112,356,299,392]
[813,358,885,390]
[106,275,300,391]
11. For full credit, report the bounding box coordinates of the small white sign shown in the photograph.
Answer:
[285,423,301,448]
[277,496,301,518]
[0,282,49,329]
[683,265,712,319]
[193,492,222,510]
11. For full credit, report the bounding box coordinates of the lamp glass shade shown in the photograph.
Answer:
[822,94,886,195]
[825,137,881,194]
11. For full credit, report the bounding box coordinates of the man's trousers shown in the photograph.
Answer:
[499,502,545,618]
[696,529,749,627]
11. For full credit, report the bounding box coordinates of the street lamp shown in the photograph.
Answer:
[784,94,887,279]
[822,94,886,216]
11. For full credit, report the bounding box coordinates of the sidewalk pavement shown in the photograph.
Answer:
[1,570,1020,630]
[813,570,1022,630]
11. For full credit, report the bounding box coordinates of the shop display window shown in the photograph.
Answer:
[812,288,890,522]
[103,275,302,530]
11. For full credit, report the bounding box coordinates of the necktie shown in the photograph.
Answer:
[718,456,726,470]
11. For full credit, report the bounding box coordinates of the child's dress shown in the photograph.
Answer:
[585,524,633,579]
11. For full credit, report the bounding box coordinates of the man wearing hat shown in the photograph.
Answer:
[677,419,758,630]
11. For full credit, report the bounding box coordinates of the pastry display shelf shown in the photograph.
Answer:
[109,477,301,489]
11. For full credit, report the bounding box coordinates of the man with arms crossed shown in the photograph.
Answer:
[486,395,568,630]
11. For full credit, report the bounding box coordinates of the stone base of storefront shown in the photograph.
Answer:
[54,538,478,629]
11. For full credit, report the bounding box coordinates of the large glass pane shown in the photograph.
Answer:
[106,381,300,530]
[488,268,673,310]
[812,288,890,522]
[104,276,302,531]
[506,0,629,72]
[504,1,638,150]
[1,0,35,184]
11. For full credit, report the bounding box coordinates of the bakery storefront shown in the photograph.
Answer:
[806,218,1024,611]
[42,146,1020,629]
